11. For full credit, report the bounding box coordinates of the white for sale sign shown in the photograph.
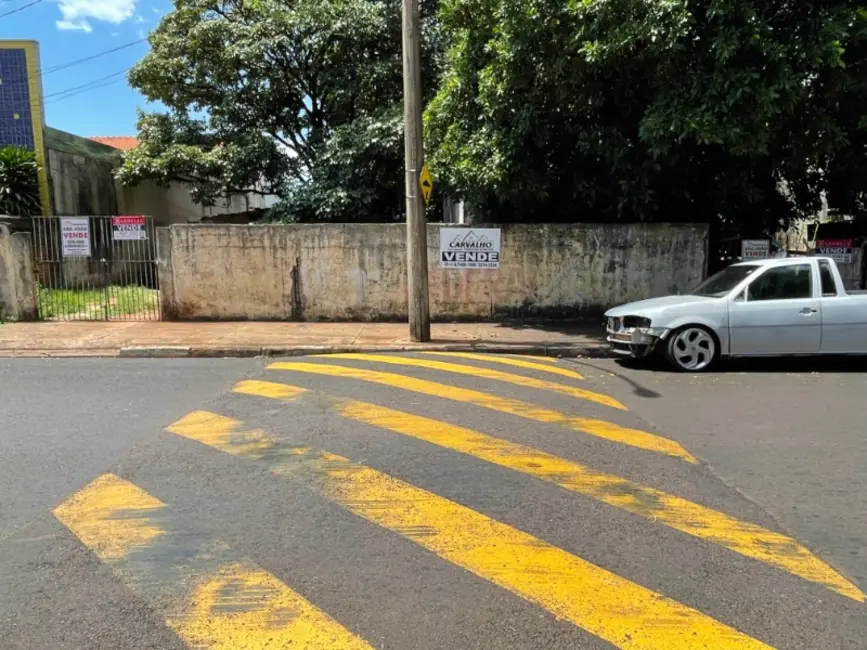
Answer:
[741,239,771,260]
[440,228,502,269]
[60,218,91,257]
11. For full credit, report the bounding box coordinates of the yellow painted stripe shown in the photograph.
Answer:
[422,351,585,380]
[168,411,774,650]
[517,354,559,363]
[54,474,373,650]
[173,563,372,650]
[232,379,863,601]
[334,399,863,603]
[54,473,165,560]
[328,353,622,410]
[268,362,695,462]
[233,379,307,400]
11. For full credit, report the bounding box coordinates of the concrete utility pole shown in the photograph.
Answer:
[402,0,431,342]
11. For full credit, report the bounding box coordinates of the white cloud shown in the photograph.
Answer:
[56,18,93,31]
[134,13,146,22]
[56,0,137,28]
[136,27,147,39]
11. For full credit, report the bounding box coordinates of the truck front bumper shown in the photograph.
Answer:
[606,327,670,358]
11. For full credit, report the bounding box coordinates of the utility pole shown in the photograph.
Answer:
[402,0,431,342]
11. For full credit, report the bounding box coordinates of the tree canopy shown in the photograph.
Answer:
[123,0,867,231]
[121,0,442,221]
[426,0,867,231]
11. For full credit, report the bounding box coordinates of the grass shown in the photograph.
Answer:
[38,285,159,320]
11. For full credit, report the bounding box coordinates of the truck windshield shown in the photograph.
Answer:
[691,265,760,297]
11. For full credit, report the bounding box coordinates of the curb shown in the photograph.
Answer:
[101,343,614,359]
[1,344,612,359]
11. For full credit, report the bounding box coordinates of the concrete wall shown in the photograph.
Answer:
[46,126,271,225]
[0,225,37,321]
[157,223,708,321]
[48,147,120,217]
[118,179,268,227]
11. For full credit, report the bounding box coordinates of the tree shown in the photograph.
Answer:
[120,0,443,222]
[0,146,41,217]
[426,0,867,233]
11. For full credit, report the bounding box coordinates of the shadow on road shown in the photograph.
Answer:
[616,356,867,375]
[573,359,663,399]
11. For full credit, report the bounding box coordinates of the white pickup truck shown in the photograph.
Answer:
[605,257,867,371]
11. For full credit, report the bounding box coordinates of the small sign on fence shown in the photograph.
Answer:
[60,217,91,257]
[440,227,502,269]
[112,215,148,241]
[815,239,853,264]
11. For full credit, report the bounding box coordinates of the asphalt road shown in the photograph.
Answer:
[572,356,867,595]
[1,353,864,649]
[0,359,261,538]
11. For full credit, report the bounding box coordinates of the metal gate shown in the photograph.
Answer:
[31,215,161,321]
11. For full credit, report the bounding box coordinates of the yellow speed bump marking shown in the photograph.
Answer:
[232,379,864,602]
[167,411,774,650]
[421,351,585,380]
[54,474,374,650]
[233,379,308,401]
[268,362,695,462]
[518,354,560,363]
[335,399,864,603]
[328,353,621,410]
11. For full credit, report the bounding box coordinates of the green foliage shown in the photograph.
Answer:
[122,0,443,221]
[426,0,867,230]
[122,0,867,231]
[268,107,405,222]
[0,146,40,217]
[37,286,159,319]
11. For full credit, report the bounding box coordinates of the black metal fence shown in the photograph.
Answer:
[31,215,161,321]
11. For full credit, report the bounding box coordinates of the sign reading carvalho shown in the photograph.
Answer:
[816,239,853,264]
[112,215,148,241]
[440,228,502,269]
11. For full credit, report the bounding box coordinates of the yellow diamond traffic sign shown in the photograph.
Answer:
[419,162,433,206]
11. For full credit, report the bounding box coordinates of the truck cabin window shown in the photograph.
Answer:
[691,265,760,298]
[747,264,813,301]
[819,261,838,297]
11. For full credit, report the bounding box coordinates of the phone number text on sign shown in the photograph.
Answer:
[440,228,502,269]
[112,215,148,241]
[816,239,853,263]
[60,218,91,258]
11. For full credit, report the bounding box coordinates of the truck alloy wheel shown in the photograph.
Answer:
[665,326,717,372]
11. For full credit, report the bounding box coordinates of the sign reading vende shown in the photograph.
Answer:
[816,239,853,263]
[741,239,771,261]
[60,217,91,257]
[112,215,148,241]
[440,228,501,269]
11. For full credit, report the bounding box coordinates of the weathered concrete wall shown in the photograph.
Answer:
[158,223,708,321]
[45,128,123,218]
[0,225,38,321]
[48,147,120,217]
[118,179,264,227]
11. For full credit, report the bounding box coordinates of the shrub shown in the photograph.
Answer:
[0,146,41,217]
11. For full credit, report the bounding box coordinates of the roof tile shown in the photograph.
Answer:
[88,136,139,152]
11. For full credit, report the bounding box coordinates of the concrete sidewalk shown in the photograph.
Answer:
[0,321,609,358]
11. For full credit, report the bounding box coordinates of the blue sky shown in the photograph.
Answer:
[0,0,171,136]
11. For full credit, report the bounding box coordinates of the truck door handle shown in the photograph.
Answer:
[799,308,818,315]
